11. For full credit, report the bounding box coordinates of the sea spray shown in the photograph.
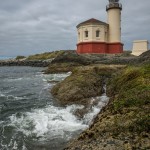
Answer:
[0,67,109,150]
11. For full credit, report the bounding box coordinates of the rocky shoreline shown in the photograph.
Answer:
[0,50,136,68]
[48,50,150,150]
[0,50,149,69]
[0,59,51,67]
[1,50,150,149]
[62,64,150,150]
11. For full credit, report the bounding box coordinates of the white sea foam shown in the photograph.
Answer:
[0,93,5,97]
[83,94,109,124]
[6,78,23,82]
[22,144,27,150]
[0,69,109,149]
[0,92,28,101]
[0,121,4,125]
[9,104,87,140]
[12,141,18,150]
[8,92,109,141]
[6,95,27,101]
[43,72,71,82]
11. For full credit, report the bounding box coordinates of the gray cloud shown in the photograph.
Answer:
[0,0,150,56]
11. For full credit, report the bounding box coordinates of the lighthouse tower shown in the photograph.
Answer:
[106,0,123,53]
[76,0,123,54]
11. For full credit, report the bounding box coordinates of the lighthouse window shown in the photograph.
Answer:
[96,30,100,37]
[85,31,88,38]
[78,32,80,39]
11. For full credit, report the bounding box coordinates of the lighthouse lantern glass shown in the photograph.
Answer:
[109,0,119,3]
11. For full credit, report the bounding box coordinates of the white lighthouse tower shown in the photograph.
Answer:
[76,0,123,54]
[106,0,123,53]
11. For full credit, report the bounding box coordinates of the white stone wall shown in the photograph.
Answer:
[132,40,149,56]
[77,24,108,44]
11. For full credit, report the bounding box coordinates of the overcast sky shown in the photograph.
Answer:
[0,0,150,56]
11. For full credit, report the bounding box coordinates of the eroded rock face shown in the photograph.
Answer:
[51,65,124,106]
[51,67,103,106]
[138,50,150,64]
[44,51,93,74]
[51,50,92,65]
[44,62,82,74]
[0,60,50,67]
[64,64,150,150]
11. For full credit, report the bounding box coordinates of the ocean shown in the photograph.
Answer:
[0,56,15,60]
[0,66,109,150]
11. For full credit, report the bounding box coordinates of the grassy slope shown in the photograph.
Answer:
[107,64,150,134]
[26,50,65,60]
[65,64,150,150]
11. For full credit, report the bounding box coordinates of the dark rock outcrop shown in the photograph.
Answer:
[0,60,51,67]
[138,50,150,64]
[45,50,94,74]
[51,65,125,106]
[51,50,92,65]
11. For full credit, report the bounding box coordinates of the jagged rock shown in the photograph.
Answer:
[64,64,150,150]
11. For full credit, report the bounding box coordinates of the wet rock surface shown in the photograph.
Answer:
[64,64,150,150]
[51,65,125,106]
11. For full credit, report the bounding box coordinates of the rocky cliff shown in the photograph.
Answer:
[64,64,150,150]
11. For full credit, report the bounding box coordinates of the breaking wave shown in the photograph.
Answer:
[0,67,109,150]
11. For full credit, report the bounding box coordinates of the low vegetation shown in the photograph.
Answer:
[44,62,82,74]
[118,50,132,57]
[65,64,150,150]
[108,64,150,110]
[26,50,66,60]
[15,56,26,60]
[107,64,150,133]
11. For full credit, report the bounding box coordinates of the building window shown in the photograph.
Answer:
[105,32,107,41]
[78,32,80,40]
[85,31,88,38]
[96,30,100,37]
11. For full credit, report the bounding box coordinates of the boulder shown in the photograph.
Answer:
[51,65,124,106]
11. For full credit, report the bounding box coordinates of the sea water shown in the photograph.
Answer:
[0,56,15,60]
[0,66,109,150]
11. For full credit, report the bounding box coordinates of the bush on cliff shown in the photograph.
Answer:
[16,56,26,60]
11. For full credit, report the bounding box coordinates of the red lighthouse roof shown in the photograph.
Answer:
[76,18,108,28]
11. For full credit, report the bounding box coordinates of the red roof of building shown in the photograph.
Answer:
[76,18,108,28]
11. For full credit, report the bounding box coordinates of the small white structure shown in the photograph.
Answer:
[132,40,149,56]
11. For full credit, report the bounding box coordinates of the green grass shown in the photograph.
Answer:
[26,50,65,60]
[16,56,26,60]
[107,64,150,134]
[108,64,150,110]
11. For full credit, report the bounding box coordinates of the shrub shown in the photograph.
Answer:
[16,56,26,60]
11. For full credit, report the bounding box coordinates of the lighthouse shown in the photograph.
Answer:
[106,0,123,53]
[76,0,123,54]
